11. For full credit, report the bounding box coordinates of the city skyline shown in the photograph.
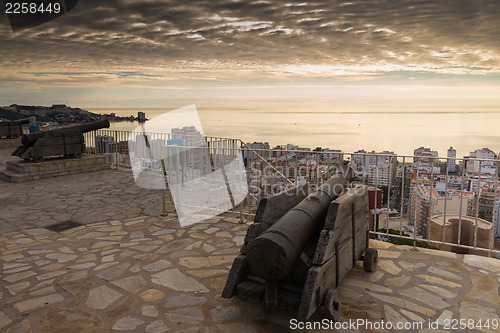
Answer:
[0,0,499,110]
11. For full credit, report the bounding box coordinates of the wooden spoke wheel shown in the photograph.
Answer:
[322,288,341,321]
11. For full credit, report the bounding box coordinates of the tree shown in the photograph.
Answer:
[380,185,388,206]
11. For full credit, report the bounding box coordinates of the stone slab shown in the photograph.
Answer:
[151,268,209,293]
[0,311,12,330]
[86,285,123,310]
[13,293,64,314]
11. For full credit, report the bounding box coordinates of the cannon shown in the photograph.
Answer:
[0,119,29,138]
[222,168,378,320]
[11,119,110,162]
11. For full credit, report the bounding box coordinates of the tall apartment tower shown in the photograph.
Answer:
[447,147,456,173]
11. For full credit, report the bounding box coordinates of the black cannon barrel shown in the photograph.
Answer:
[246,167,354,281]
[21,119,110,147]
[0,118,30,126]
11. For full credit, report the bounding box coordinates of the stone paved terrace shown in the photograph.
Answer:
[1,150,500,333]
[0,149,163,233]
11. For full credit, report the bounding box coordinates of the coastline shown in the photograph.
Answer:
[101,107,500,158]
[3,104,500,157]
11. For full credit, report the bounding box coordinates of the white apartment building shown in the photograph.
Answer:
[447,147,456,173]
[466,148,496,175]
[321,148,343,161]
[414,147,438,156]
[244,142,270,161]
[171,126,205,147]
[412,147,439,179]
[366,151,397,187]
[350,149,367,171]
[413,147,438,164]
[447,175,463,188]
[468,174,499,193]
[350,150,397,187]
[367,162,393,187]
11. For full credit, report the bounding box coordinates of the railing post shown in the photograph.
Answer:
[457,159,466,250]
[160,189,168,217]
[386,154,392,238]
[490,160,499,257]
[473,162,482,249]
[114,130,118,167]
[413,158,420,250]
[442,156,449,246]
[399,156,405,240]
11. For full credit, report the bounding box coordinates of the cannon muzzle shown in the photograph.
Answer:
[21,119,110,147]
[246,167,354,281]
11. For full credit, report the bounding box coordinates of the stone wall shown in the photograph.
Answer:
[430,214,493,256]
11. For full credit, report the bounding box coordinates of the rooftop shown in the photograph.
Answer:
[416,185,474,201]
[1,148,499,332]
[431,214,493,230]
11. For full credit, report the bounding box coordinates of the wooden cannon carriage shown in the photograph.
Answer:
[11,119,109,163]
[0,119,29,138]
[222,169,378,320]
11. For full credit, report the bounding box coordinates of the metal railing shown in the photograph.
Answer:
[346,151,499,257]
[84,130,259,221]
[83,129,500,257]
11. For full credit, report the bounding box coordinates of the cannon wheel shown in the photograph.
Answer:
[322,288,341,321]
[363,248,378,272]
[73,151,83,158]
[33,155,44,163]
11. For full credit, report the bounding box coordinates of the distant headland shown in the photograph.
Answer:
[0,104,147,125]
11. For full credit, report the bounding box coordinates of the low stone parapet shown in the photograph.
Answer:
[0,154,109,182]
[0,137,21,149]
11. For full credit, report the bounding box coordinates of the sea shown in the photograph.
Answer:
[89,107,500,158]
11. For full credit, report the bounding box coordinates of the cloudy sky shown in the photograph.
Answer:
[0,0,499,110]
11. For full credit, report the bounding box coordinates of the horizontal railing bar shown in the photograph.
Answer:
[369,231,499,254]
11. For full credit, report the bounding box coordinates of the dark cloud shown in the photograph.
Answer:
[0,0,499,84]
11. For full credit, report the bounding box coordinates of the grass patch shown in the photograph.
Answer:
[377,228,440,250]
